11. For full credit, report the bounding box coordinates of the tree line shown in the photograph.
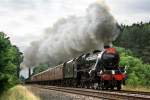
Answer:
[114,22,150,64]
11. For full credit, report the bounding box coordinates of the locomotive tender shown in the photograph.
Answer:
[27,47,127,90]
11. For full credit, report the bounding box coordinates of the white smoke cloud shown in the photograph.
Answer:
[22,2,120,67]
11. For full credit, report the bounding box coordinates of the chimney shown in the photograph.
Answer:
[104,45,110,49]
[28,67,31,78]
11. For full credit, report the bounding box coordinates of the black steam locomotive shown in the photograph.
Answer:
[27,47,127,90]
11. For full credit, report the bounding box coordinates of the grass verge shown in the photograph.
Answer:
[123,85,150,92]
[0,85,40,100]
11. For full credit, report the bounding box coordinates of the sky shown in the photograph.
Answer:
[0,0,149,52]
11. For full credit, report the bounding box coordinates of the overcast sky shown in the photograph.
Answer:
[0,0,150,52]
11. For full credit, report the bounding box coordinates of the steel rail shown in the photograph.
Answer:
[33,85,150,100]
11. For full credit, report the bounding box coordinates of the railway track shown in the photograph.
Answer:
[33,85,150,100]
[114,90,150,96]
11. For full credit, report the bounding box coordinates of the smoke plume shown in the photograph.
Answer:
[22,2,120,67]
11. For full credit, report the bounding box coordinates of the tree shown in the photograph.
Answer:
[0,32,22,94]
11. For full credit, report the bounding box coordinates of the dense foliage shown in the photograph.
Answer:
[114,22,150,63]
[32,64,49,75]
[117,47,150,87]
[0,32,22,94]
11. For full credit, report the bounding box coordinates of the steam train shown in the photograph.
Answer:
[26,46,127,90]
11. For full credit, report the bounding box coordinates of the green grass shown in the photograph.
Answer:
[0,85,40,100]
[123,85,150,92]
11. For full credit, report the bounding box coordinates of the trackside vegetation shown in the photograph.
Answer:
[0,32,23,94]
[0,85,40,100]
[117,47,150,87]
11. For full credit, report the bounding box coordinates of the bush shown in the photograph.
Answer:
[116,47,150,87]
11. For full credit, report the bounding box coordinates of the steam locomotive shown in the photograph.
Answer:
[27,46,127,90]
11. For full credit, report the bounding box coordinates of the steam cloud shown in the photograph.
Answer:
[22,2,120,67]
